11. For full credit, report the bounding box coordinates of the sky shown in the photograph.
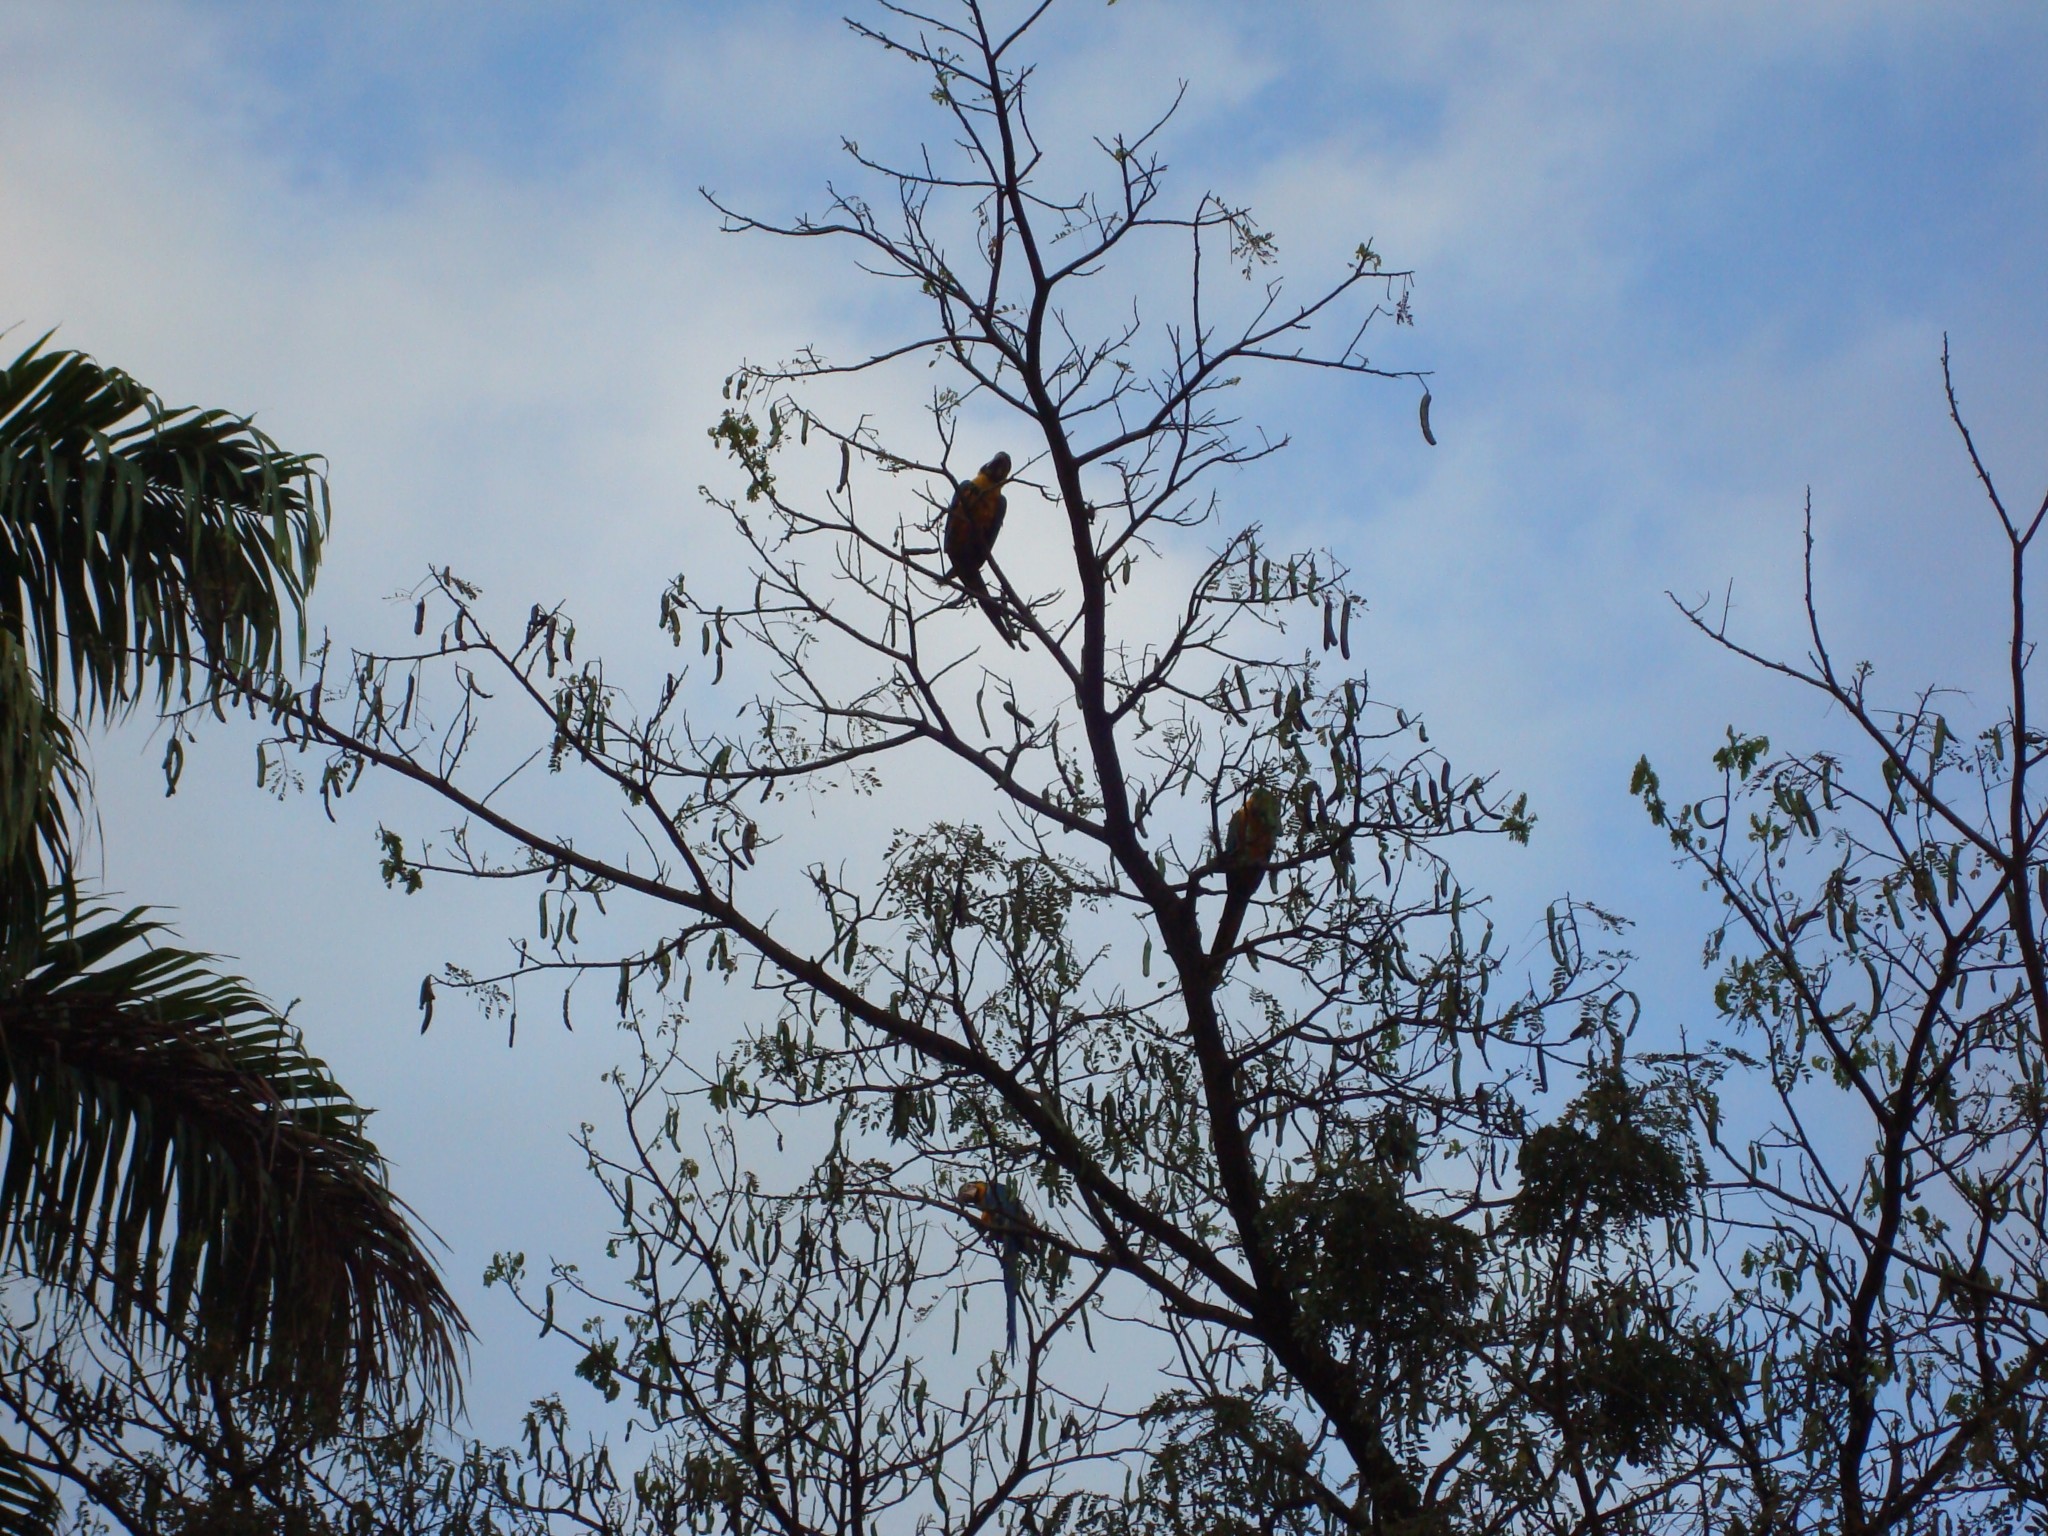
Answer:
[4,0,2046,1431]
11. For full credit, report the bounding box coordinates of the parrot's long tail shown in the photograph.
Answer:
[1212,865,1260,964]
[1003,1254,1020,1359]
[959,567,1020,648]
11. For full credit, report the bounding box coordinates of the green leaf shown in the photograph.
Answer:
[0,1445,57,1536]
[1,900,467,1417]
[0,335,328,963]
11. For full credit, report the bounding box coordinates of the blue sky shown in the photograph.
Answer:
[5,0,2047,1425]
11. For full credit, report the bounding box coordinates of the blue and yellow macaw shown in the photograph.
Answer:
[959,1178,1032,1356]
[942,452,1017,646]
[1212,784,1284,962]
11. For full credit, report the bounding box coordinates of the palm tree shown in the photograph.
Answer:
[0,334,464,1527]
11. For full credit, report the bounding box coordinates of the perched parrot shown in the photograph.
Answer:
[958,1178,1032,1356]
[1212,784,1285,962]
[942,451,1018,646]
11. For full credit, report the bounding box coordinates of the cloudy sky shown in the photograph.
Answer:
[5,0,2046,1425]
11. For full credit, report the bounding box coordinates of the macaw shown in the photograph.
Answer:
[1212,784,1284,963]
[942,452,1018,646]
[958,1178,1032,1356]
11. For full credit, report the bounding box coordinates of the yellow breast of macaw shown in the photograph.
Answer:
[960,1179,1027,1234]
[1227,795,1279,869]
[945,473,1007,571]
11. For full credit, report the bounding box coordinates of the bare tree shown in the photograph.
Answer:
[1634,341,2048,1535]
[224,4,1733,1531]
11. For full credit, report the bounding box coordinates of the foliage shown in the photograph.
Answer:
[0,904,463,1413]
[0,334,461,1527]
[1630,343,2048,1534]
[0,334,326,962]
[1509,1071,1693,1242]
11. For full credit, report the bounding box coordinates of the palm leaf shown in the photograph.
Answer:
[0,333,327,721]
[0,634,83,963]
[0,335,328,963]
[0,901,466,1418]
[0,1444,57,1536]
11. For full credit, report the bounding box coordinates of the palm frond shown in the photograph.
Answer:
[0,334,329,967]
[0,1442,58,1536]
[0,634,84,965]
[0,333,328,724]
[0,902,466,1419]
